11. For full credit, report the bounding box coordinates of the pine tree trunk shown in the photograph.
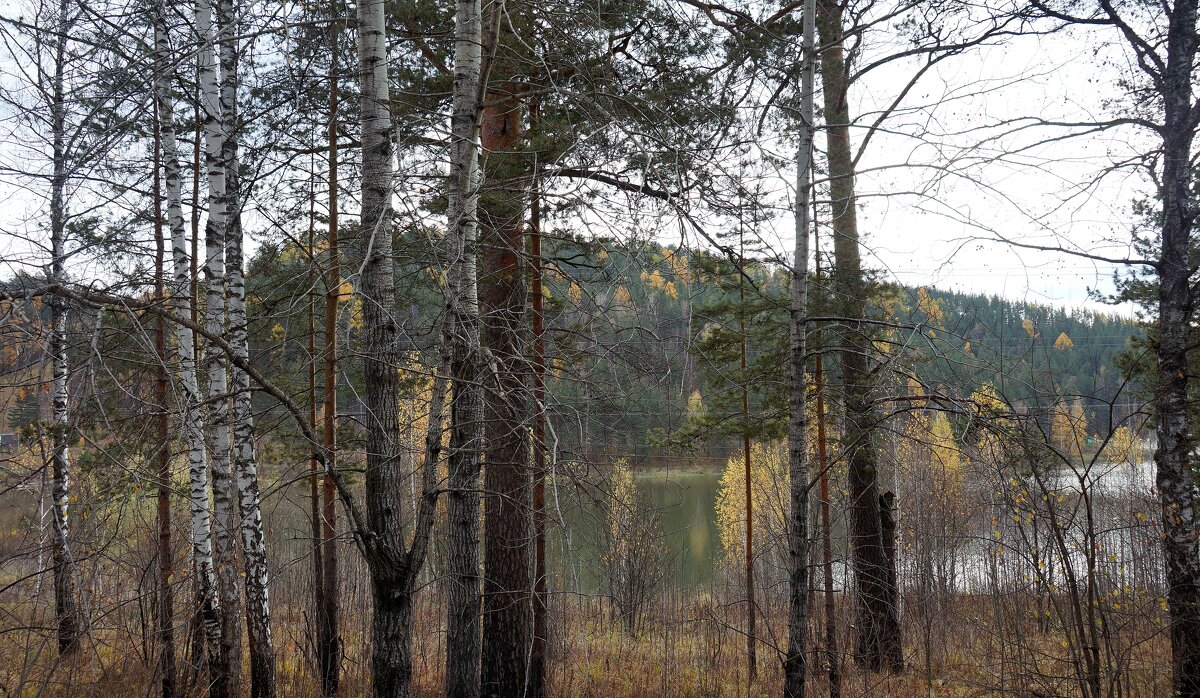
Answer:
[152,78,178,698]
[445,0,484,692]
[1155,2,1199,693]
[371,575,416,697]
[784,1,815,693]
[47,0,82,656]
[306,218,324,691]
[738,230,757,684]
[479,93,533,698]
[816,0,902,673]
[528,99,548,698]
[319,36,342,696]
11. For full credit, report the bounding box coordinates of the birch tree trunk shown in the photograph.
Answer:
[153,8,226,695]
[214,0,275,692]
[356,2,417,693]
[784,0,815,693]
[816,0,902,672]
[196,0,241,687]
[1153,2,1200,693]
[444,0,485,692]
[47,0,81,655]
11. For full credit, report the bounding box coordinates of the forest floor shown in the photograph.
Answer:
[0,591,1171,696]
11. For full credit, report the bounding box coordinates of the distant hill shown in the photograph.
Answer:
[530,238,1145,458]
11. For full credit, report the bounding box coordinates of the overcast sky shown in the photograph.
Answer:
[0,3,1162,319]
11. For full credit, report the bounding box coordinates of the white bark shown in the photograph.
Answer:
[47,0,81,655]
[196,0,240,687]
[216,0,275,692]
[784,0,815,694]
[154,7,227,695]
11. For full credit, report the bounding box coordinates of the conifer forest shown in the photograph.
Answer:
[0,0,1197,695]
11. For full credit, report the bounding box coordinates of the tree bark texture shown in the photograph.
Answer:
[479,91,533,698]
[784,1,815,693]
[816,0,902,673]
[215,1,275,692]
[1154,2,1199,694]
[196,0,241,687]
[445,0,485,693]
[47,0,82,657]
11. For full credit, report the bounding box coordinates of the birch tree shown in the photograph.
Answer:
[154,5,228,694]
[215,0,275,691]
[196,0,242,685]
[354,1,449,692]
[785,0,816,693]
[444,0,486,693]
[46,0,82,654]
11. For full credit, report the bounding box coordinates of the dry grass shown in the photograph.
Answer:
[0,587,1172,697]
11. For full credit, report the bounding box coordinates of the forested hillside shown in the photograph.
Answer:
[240,236,1142,465]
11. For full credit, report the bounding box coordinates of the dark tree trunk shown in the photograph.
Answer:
[528,99,548,698]
[444,0,484,692]
[319,35,342,696]
[152,93,178,698]
[784,3,815,695]
[1154,3,1200,694]
[371,575,415,698]
[356,2,428,695]
[816,0,902,673]
[479,93,533,698]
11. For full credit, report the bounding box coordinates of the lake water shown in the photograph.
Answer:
[547,470,724,592]
[546,459,1163,595]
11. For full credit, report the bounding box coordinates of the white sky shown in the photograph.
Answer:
[787,20,1152,315]
[0,5,1167,319]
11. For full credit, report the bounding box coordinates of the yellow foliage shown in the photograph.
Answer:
[1105,425,1144,463]
[270,323,286,342]
[568,282,583,305]
[715,441,789,569]
[1051,399,1087,453]
[917,287,944,328]
[900,410,963,491]
[970,383,1009,460]
[1054,331,1074,349]
[396,358,437,454]
[908,378,927,408]
[614,285,633,307]
[1022,318,1039,338]
[686,389,705,421]
[972,382,1006,415]
[662,246,688,280]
